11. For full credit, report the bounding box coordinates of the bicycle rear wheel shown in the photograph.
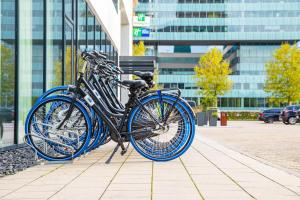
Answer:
[25,96,92,161]
[37,86,107,152]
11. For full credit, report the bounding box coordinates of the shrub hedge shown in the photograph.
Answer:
[227,112,259,121]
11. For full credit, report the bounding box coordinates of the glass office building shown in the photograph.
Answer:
[134,0,300,110]
[0,0,121,148]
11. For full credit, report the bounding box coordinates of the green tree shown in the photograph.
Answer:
[264,43,300,105]
[194,48,232,108]
[133,41,145,56]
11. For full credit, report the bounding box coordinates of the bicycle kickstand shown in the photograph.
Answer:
[105,144,120,164]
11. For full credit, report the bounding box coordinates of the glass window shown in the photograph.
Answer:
[46,0,63,88]
[193,12,199,18]
[178,83,184,89]
[207,12,214,18]
[107,37,112,57]
[200,12,206,18]
[95,22,101,51]
[214,26,222,32]
[64,23,74,85]
[228,25,241,32]
[164,83,170,88]
[171,83,177,88]
[164,26,171,32]
[234,83,241,89]
[78,0,86,52]
[257,98,265,107]
[193,26,199,32]
[257,83,264,90]
[200,26,206,32]
[87,8,95,50]
[65,0,74,20]
[244,98,250,107]
[177,12,184,18]
[101,32,106,52]
[116,51,118,65]
[171,26,177,32]
[18,0,44,143]
[178,26,184,32]
[0,0,16,147]
[186,26,192,32]
[221,98,228,107]
[243,83,250,90]
[207,26,213,32]
[185,12,192,18]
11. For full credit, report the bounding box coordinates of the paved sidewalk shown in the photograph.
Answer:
[200,121,300,176]
[0,135,299,200]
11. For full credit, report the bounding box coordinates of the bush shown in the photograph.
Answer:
[211,111,218,118]
[192,106,203,113]
[227,112,259,121]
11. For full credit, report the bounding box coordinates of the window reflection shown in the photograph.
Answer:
[87,8,95,51]
[64,24,74,85]
[46,0,63,88]
[78,0,86,52]
[95,23,101,51]
[18,0,44,143]
[0,0,16,147]
[65,0,73,20]
[0,0,119,148]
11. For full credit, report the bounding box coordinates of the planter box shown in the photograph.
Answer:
[208,109,218,126]
[197,112,207,126]
[209,116,218,126]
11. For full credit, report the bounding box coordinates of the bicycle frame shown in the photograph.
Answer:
[64,68,163,151]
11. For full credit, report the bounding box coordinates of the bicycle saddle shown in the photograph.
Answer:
[122,80,148,89]
[133,71,153,80]
[106,60,115,65]
[92,50,107,60]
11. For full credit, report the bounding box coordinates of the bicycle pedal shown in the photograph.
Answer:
[120,142,130,156]
[120,149,127,155]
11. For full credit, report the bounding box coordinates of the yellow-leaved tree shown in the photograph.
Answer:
[194,48,232,108]
[53,47,73,86]
[264,43,300,105]
[133,41,145,56]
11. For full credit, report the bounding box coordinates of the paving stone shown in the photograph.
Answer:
[0,132,300,200]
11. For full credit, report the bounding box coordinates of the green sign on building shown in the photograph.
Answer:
[137,13,145,21]
[133,27,142,37]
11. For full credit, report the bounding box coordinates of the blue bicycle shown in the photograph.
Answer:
[25,51,195,162]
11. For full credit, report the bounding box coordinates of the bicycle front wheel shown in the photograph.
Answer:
[128,95,194,161]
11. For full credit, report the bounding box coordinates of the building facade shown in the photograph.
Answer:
[133,0,300,110]
[0,0,132,148]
